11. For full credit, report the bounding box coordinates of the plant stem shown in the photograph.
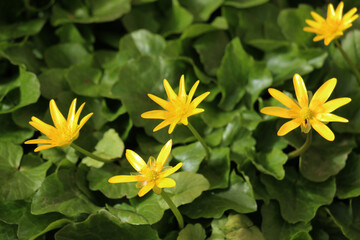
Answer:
[161,191,184,229]
[335,39,360,85]
[288,130,313,159]
[71,143,110,163]
[187,122,210,161]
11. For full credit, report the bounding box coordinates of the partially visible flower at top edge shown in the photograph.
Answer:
[303,1,358,45]
[25,99,93,152]
[108,139,182,197]
[141,75,210,134]
[260,74,351,141]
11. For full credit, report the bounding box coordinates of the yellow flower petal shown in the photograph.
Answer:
[168,122,177,134]
[108,175,139,183]
[153,120,171,132]
[178,75,186,98]
[138,182,155,197]
[34,145,54,152]
[316,113,349,123]
[321,97,351,113]
[190,92,210,109]
[268,88,300,110]
[311,11,325,22]
[126,149,147,172]
[260,107,297,119]
[277,119,302,136]
[24,139,52,144]
[156,140,172,172]
[157,178,176,188]
[310,119,335,141]
[187,80,200,104]
[293,74,308,108]
[310,78,337,109]
[29,117,56,138]
[148,94,170,110]
[163,79,177,100]
[328,3,335,17]
[335,1,344,21]
[160,162,183,178]
[78,113,93,131]
[67,99,77,124]
[141,110,168,119]
[49,99,67,130]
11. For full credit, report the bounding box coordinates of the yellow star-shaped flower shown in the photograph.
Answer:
[141,75,210,134]
[303,1,358,45]
[108,140,182,197]
[260,74,351,141]
[25,99,93,152]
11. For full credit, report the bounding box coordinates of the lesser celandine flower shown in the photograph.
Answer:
[260,74,351,141]
[25,99,93,152]
[141,75,210,134]
[303,1,358,45]
[108,139,182,197]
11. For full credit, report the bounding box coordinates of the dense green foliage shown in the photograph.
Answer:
[0,0,360,239]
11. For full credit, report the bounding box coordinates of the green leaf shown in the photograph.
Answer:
[177,223,206,240]
[201,102,238,128]
[0,221,17,240]
[299,136,355,182]
[179,0,223,21]
[51,0,131,25]
[246,62,273,105]
[198,147,230,189]
[0,114,33,144]
[252,148,288,180]
[0,19,46,41]
[87,163,138,199]
[172,142,205,172]
[119,29,166,58]
[160,0,193,36]
[44,43,91,68]
[327,198,360,240]
[336,153,360,199]
[265,45,327,84]
[0,199,27,224]
[261,201,312,240]
[217,37,254,111]
[55,209,161,240]
[18,210,70,240]
[1,44,42,73]
[158,172,210,209]
[0,67,40,113]
[261,167,336,223]
[82,129,124,168]
[333,30,360,71]
[107,194,164,225]
[0,145,51,200]
[193,31,229,76]
[277,5,313,45]
[41,146,79,165]
[38,69,70,99]
[224,0,269,8]
[182,171,257,219]
[32,169,101,217]
[208,213,265,240]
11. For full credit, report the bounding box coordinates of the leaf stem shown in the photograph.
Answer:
[70,143,110,163]
[288,130,313,159]
[161,191,184,229]
[187,122,210,160]
[335,39,360,85]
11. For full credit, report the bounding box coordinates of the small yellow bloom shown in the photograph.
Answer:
[141,75,210,134]
[108,140,182,197]
[260,74,351,141]
[303,1,358,45]
[25,99,93,152]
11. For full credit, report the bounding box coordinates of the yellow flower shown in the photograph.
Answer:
[303,1,358,45]
[25,99,93,152]
[141,75,210,134]
[108,140,182,197]
[260,74,351,141]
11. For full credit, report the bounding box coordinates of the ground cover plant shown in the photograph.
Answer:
[1,0,360,239]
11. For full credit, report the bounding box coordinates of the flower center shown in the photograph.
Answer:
[172,96,189,118]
